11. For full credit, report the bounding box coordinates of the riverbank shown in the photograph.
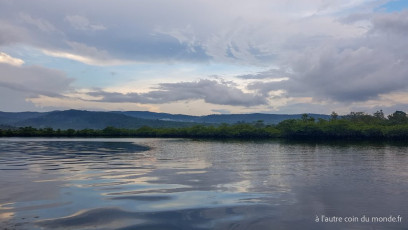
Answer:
[1,119,408,140]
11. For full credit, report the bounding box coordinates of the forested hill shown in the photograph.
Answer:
[114,111,330,124]
[0,110,195,130]
[0,110,330,130]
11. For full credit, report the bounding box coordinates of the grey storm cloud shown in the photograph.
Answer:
[247,10,408,103]
[89,79,267,106]
[0,0,397,67]
[0,0,214,63]
[2,0,408,111]
[0,63,73,98]
[371,10,408,35]
[0,62,74,111]
[3,0,365,65]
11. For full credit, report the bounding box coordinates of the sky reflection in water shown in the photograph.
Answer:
[0,138,407,229]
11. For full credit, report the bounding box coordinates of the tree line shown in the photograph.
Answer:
[1,110,408,140]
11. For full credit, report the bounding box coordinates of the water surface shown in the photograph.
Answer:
[0,138,407,229]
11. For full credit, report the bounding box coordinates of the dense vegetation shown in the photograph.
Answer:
[1,110,408,140]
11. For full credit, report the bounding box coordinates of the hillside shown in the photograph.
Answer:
[114,111,197,122]
[0,112,43,124]
[0,110,195,130]
[115,111,330,124]
[0,110,331,130]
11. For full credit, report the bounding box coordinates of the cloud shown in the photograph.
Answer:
[19,13,56,32]
[0,60,79,111]
[65,15,106,31]
[212,109,231,114]
[371,10,408,35]
[42,41,131,66]
[247,10,408,104]
[88,79,267,107]
[236,69,291,80]
[0,63,74,109]
[0,20,27,45]
[0,52,24,66]
[1,0,408,114]
[0,0,376,65]
[251,46,408,103]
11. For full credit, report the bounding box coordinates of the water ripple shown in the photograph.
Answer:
[0,138,407,229]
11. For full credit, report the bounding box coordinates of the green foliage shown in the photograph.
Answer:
[387,111,408,125]
[1,110,408,140]
[373,110,385,120]
[330,111,338,121]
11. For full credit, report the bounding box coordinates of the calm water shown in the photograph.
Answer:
[0,138,407,230]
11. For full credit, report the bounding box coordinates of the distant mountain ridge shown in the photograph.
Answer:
[114,111,330,124]
[0,110,195,130]
[0,111,43,124]
[0,110,330,130]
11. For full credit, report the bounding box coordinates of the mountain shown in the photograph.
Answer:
[114,111,198,122]
[0,110,195,130]
[0,110,331,130]
[115,111,330,124]
[0,111,43,124]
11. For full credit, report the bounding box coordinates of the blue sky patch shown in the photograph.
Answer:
[379,0,408,12]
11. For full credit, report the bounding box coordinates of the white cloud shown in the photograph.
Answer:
[43,41,131,66]
[0,52,24,66]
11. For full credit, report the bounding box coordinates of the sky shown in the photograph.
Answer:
[1,0,408,115]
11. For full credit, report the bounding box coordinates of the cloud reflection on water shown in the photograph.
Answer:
[0,138,407,229]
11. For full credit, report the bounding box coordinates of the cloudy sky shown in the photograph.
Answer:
[1,0,408,115]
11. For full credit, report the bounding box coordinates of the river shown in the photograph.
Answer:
[0,138,407,229]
